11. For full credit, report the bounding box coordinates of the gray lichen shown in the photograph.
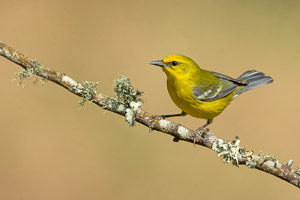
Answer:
[113,75,143,106]
[287,160,294,167]
[212,136,241,166]
[125,108,135,126]
[78,81,99,106]
[104,98,120,110]
[295,167,300,175]
[240,149,257,168]
[113,75,143,126]
[263,154,278,162]
[258,151,279,168]
[246,159,257,168]
[13,59,43,87]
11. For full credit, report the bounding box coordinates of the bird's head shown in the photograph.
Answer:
[149,54,200,78]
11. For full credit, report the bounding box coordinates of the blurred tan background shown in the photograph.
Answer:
[1,0,300,199]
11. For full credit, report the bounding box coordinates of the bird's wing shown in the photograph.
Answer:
[193,71,246,102]
[212,71,248,86]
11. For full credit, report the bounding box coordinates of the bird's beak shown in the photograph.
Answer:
[149,60,167,67]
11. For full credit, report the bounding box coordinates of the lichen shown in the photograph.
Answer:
[295,167,300,175]
[13,59,43,87]
[113,75,143,106]
[104,98,120,110]
[263,154,278,162]
[212,136,241,166]
[177,126,189,138]
[124,101,143,126]
[130,101,142,112]
[242,150,257,168]
[125,108,135,126]
[159,120,171,129]
[258,151,279,168]
[117,104,126,112]
[62,75,77,87]
[4,49,12,57]
[246,159,257,168]
[287,160,294,167]
[77,81,99,106]
[113,75,143,126]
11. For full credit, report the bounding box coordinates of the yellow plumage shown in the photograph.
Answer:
[165,66,235,120]
[149,54,273,131]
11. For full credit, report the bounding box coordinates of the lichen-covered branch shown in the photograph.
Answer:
[1,41,299,188]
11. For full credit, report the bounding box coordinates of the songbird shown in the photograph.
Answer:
[149,54,273,138]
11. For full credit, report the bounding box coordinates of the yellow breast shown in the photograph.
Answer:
[166,76,234,120]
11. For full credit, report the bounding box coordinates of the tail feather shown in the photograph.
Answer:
[234,70,273,98]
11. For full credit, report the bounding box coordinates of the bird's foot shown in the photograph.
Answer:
[147,115,165,133]
[193,119,213,144]
[193,127,207,144]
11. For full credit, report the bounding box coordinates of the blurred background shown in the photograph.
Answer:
[1,0,299,199]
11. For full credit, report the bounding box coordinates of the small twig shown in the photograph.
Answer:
[1,41,299,188]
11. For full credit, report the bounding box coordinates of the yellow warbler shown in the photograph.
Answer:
[150,54,273,137]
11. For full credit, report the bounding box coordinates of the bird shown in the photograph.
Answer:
[149,54,273,140]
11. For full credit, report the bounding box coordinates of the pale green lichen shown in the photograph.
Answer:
[62,75,77,87]
[287,160,294,167]
[295,167,300,175]
[125,108,135,126]
[113,75,143,126]
[113,75,143,106]
[263,154,278,162]
[159,120,171,129]
[129,101,142,112]
[104,98,120,110]
[13,59,43,87]
[258,151,279,168]
[117,104,126,112]
[78,81,99,106]
[241,150,257,168]
[241,150,256,168]
[246,159,257,168]
[212,136,241,166]
[177,126,189,138]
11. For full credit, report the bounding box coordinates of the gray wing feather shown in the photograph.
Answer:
[193,72,244,102]
[212,71,248,86]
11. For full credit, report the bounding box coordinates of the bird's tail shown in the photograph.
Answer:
[234,70,273,98]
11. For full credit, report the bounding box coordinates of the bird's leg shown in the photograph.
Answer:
[158,111,187,119]
[193,119,213,144]
[148,111,186,132]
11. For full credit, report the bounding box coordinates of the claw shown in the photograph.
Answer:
[193,128,205,144]
[193,119,213,144]
[147,115,164,132]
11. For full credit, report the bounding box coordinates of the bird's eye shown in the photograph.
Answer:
[171,61,179,66]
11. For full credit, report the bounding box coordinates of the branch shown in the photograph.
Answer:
[1,41,299,188]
